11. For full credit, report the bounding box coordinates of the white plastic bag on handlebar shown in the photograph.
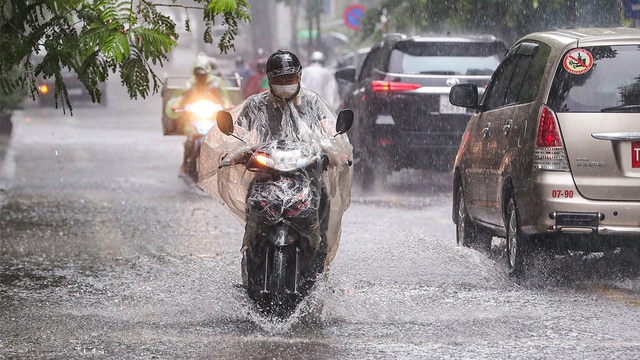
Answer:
[197,89,354,267]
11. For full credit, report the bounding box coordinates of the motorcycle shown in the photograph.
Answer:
[174,99,224,181]
[216,109,354,318]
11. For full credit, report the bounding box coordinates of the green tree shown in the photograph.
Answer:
[0,0,250,113]
[305,0,323,50]
[359,0,623,45]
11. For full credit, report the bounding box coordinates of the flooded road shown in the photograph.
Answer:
[1,71,640,359]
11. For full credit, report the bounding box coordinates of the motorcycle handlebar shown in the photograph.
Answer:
[218,149,252,168]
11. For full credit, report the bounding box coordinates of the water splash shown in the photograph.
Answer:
[242,285,325,334]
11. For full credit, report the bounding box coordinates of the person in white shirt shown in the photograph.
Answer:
[300,51,341,111]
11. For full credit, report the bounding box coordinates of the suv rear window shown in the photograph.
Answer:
[388,42,504,75]
[548,45,640,112]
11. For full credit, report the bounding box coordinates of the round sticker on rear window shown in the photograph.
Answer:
[563,49,593,75]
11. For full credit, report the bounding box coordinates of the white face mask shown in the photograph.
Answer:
[271,83,299,99]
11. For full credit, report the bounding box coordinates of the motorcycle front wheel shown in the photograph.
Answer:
[246,244,299,318]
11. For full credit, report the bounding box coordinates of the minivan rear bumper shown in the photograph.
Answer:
[517,171,640,238]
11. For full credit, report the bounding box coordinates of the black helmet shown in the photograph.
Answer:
[266,49,301,79]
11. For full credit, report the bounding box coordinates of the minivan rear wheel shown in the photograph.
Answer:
[456,186,491,251]
[506,197,530,277]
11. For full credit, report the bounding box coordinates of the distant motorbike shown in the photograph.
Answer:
[175,99,224,181]
[216,109,354,318]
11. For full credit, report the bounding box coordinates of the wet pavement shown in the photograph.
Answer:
[1,49,640,359]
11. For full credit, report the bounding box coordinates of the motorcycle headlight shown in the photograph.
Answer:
[188,100,222,120]
[272,149,304,172]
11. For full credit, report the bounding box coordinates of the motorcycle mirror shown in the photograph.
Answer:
[335,109,354,135]
[216,110,234,135]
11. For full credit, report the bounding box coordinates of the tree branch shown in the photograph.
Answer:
[142,1,204,11]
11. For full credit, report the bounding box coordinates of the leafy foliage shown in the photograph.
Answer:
[202,0,250,55]
[0,0,250,113]
[0,66,27,115]
[358,0,622,45]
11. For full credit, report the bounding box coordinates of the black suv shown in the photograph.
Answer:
[336,33,507,188]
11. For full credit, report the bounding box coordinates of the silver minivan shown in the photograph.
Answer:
[449,28,640,276]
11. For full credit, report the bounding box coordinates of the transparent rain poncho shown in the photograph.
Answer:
[197,88,354,267]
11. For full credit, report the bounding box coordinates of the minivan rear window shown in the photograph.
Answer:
[388,42,503,76]
[548,45,640,112]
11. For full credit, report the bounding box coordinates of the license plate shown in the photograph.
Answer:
[632,142,640,168]
[439,94,467,114]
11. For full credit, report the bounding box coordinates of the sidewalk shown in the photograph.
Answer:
[0,133,10,206]
[0,111,20,206]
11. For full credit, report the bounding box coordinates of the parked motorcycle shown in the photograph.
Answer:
[216,109,354,318]
[174,99,224,181]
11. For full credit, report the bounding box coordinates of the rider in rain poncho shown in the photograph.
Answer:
[166,52,233,175]
[197,49,353,269]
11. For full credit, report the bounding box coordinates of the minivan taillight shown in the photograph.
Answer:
[372,81,421,92]
[534,105,569,171]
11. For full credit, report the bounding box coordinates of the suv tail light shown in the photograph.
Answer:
[372,81,421,92]
[534,105,569,171]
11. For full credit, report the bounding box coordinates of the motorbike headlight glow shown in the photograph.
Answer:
[187,100,223,120]
[272,150,304,172]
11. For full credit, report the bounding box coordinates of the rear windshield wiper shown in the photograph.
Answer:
[600,104,640,113]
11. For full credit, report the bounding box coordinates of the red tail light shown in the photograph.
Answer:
[536,105,562,147]
[372,81,421,92]
[534,105,569,171]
